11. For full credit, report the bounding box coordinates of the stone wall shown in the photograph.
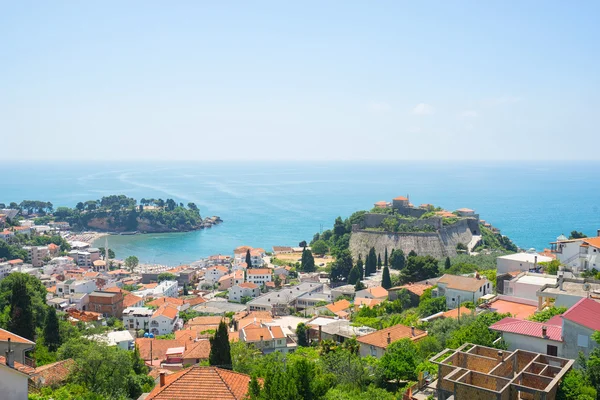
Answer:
[362,214,443,230]
[350,218,474,259]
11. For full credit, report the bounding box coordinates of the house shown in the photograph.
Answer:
[536,275,600,310]
[147,297,185,309]
[217,270,244,290]
[144,366,253,400]
[89,330,135,350]
[0,353,31,400]
[56,279,97,297]
[355,286,388,301]
[123,293,144,308]
[491,317,564,357]
[436,274,491,308]
[123,307,154,332]
[134,280,179,299]
[353,297,383,310]
[324,299,351,318]
[0,329,35,366]
[561,297,600,359]
[31,358,75,388]
[88,290,124,317]
[550,233,600,273]
[0,262,13,281]
[240,324,288,354]
[455,208,475,217]
[496,253,553,275]
[431,343,573,400]
[484,297,538,320]
[22,246,49,267]
[295,291,332,310]
[205,266,230,285]
[182,340,211,366]
[500,272,557,301]
[357,324,427,358]
[388,282,433,305]
[67,248,100,267]
[185,316,228,332]
[229,282,261,303]
[150,305,181,336]
[272,246,293,255]
[246,268,272,286]
[306,317,375,343]
[330,285,355,300]
[233,248,264,268]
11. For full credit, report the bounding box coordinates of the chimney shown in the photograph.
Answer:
[5,338,14,369]
[159,372,166,387]
[387,332,391,344]
[542,326,547,338]
[411,326,415,337]
[498,351,504,362]
[534,256,538,270]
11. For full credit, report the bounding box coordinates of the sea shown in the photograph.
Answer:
[1,161,599,266]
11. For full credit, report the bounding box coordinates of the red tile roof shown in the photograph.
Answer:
[490,317,562,341]
[394,196,408,201]
[0,328,35,345]
[239,282,258,289]
[442,306,474,319]
[326,299,351,314]
[390,283,433,297]
[152,305,179,320]
[246,268,271,275]
[562,298,600,331]
[136,338,186,361]
[183,340,210,360]
[487,299,538,320]
[123,293,144,308]
[242,325,285,342]
[33,359,75,386]
[438,274,488,292]
[357,324,427,349]
[147,297,184,308]
[146,366,252,400]
[0,356,35,375]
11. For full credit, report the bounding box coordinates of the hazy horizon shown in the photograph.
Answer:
[2,2,599,161]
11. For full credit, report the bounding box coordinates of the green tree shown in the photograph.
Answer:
[98,247,115,259]
[408,250,417,258]
[444,256,451,270]
[527,306,567,322]
[296,323,309,347]
[389,249,405,270]
[330,250,353,283]
[347,266,361,285]
[157,272,176,282]
[354,280,365,291]
[246,249,253,269]
[384,247,388,267]
[356,255,364,279]
[557,369,596,400]
[247,375,262,399]
[124,255,139,273]
[365,247,377,276]
[380,338,420,382]
[7,274,36,340]
[399,255,439,284]
[43,307,61,352]
[301,248,316,272]
[377,254,382,270]
[311,240,328,255]
[569,231,587,239]
[209,320,232,369]
[183,283,189,296]
[381,266,392,289]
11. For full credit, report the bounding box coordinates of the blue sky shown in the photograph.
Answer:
[1,1,598,161]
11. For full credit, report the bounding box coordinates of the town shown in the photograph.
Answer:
[0,197,599,400]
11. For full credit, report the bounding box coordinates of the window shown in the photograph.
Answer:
[547,345,558,356]
[578,334,589,348]
[370,345,376,356]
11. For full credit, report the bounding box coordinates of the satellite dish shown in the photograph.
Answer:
[583,283,591,291]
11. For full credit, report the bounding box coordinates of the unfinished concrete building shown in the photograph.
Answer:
[430,343,573,400]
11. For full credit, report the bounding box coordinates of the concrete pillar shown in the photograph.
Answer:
[538,296,543,311]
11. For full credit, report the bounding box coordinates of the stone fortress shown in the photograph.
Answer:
[349,195,483,259]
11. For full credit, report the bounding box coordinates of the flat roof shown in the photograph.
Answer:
[514,275,557,286]
[487,299,537,320]
[541,280,600,297]
[498,253,553,263]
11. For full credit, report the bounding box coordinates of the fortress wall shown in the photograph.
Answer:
[362,214,443,230]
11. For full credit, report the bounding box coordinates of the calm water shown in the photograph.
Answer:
[1,161,599,265]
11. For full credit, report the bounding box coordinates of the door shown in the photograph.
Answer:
[547,345,558,356]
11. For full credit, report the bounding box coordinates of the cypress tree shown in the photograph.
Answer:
[245,249,253,269]
[8,274,35,340]
[43,307,61,352]
[381,266,392,289]
[347,266,360,285]
[408,249,417,258]
[356,255,364,279]
[377,254,382,270]
[209,320,232,369]
[301,248,316,272]
[367,247,377,275]
[390,249,405,270]
[444,256,451,270]
[296,323,308,347]
[354,279,365,291]
[247,375,262,400]
[384,247,388,267]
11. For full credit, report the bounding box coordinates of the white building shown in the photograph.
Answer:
[134,280,178,299]
[122,307,154,332]
[229,282,261,303]
[149,305,180,336]
[0,262,12,282]
[502,272,557,301]
[550,234,600,273]
[89,330,135,350]
[43,257,75,275]
[204,266,229,285]
[496,253,553,275]
[68,248,101,268]
[246,268,272,286]
[56,279,97,297]
[22,246,49,268]
[436,274,491,309]
[0,357,29,400]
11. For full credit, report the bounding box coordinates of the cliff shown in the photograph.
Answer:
[349,218,475,259]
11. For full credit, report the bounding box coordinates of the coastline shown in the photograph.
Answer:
[67,231,109,245]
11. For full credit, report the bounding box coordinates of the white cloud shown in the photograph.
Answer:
[411,103,434,115]
[459,110,478,118]
[369,102,391,112]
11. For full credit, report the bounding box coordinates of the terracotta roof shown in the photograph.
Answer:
[456,208,474,212]
[265,282,275,288]
[184,296,207,306]
[357,324,427,349]
[242,325,285,342]
[562,298,600,331]
[104,286,130,294]
[435,211,456,218]
[237,313,273,330]
[246,268,271,275]
[326,299,351,314]
[92,260,106,266]
[354,298,382,308]
[582,237,600,249]
[146,366,252,400]
[136,338,186,361]
[152,305,179,320]
[8,259,23,265]
[234,310,272,322]
[123,293,144,308]
[490,317,562,341]
[34,359,75,386]
[437,274,488,292]
[363,286,388,298]
[47,286,56,294]
[47,243,59,250]
[234,246,253,254]
[0,356,35,375]
[487,299,537,320]
[175,330,199,342]
[188,316,228,327]
[0,328,35,345]
[239,282,258,289]
[390,283,432,297]
[209,266,229,273]
[394,196,408,201]
[183,340,210,360]
[147,297,184,308]
[442,306,473,319]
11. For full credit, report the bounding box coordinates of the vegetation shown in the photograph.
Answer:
[569,230,587,239]
[527,306,567,322]
[539,259,561,275]
[381,266,392,289]
[296,323,309,347]
[389,249,405,270]
[301,248,316,272]
[157,272,176,282]
[209,320,232,369]
[124,255,139,272]
[397,254,439,284]
[311,240,329,255]
[475,225,518,252]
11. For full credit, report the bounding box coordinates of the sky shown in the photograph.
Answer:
[1,1,599,161]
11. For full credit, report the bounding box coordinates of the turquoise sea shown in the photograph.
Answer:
[1,161,599,265]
